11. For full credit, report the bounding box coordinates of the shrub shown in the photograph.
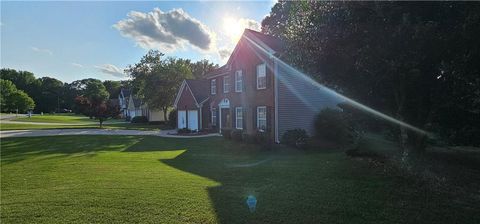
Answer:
[281,129,309,149]
[131,116,148,123]
[314,108,353,145]
[168,109,177,128]
[242,133,255,143]
[255,130,272,150]
[177,128,191,134]
[231,130,243,142]
[222,129,232,139]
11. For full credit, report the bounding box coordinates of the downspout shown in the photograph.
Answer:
[274,57,280,143]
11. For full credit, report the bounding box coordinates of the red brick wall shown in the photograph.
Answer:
[206,38,275,137]
[176,85,198,110]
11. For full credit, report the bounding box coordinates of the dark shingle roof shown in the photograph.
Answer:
[243,29,284,52]
[185,79,209,104]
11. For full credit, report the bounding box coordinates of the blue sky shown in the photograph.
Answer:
[1,1,274,82]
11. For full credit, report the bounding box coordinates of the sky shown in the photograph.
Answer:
[0,1,275,83]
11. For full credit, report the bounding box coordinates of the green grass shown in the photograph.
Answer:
[0,123,169,131]
[12,114,94,123]
[1,136,478,223]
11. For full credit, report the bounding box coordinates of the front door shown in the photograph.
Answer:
[178,110,186,129]
[221,108,231,129]
[187,110,198,131]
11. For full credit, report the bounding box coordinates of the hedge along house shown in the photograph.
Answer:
[174,29,341,142]
[173,79,210,131]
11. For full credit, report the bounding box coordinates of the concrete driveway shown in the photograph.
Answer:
[0,129,221,138]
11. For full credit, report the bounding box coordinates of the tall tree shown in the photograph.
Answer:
[0,79,35,113]
[103,80,122,99]
[190,59,218,79]
[262,1,480,149]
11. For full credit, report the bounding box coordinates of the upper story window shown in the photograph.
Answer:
[256,63,266,89]
[257,106,267,131]
[211,79,216,95]
[235,70,243,92]
[223,75,231,93]
[235,107,243,129]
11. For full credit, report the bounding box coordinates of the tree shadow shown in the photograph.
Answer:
[1,135,142,164]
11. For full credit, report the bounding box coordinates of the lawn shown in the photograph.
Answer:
[1,136,479,223]
[1,114,170,131]
[12,114,94,123]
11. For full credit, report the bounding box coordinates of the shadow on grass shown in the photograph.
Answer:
[0,135,142,164]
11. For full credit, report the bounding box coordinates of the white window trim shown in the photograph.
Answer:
[256,63,267,90]
[235,107,243,130]
[211,79,216,95]
[211,107,217,126]
[257,106,267,130]
[223,75,230,93]
[235,70,243,92]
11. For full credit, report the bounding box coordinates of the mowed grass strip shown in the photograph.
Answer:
[12,114,95,124]
[1,136,478,223]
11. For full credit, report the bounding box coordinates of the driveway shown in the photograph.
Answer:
[0,129,221,138]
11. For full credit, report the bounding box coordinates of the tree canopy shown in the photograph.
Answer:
[262,1,480,147]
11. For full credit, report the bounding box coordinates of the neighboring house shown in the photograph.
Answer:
[174,29,341,142]
[118,88,131,118]
[127,96,143,119]
[119,89,168,122]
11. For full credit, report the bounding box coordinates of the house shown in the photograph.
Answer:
[122,90,169,122]
[118,88,131,118]
[174,29,341,142]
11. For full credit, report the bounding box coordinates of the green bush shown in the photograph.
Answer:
[281,129,309,149]
[255,130,272,150]
[314,108,352,145]
[231,130,243,142]
[222,129,232,140]
[178,128,191,134]
[168,109,177,128]
[131,116,148,123]
[242,133,255,143]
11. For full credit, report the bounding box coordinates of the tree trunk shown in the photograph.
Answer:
[99,119,103,128]
[163,107,168,122]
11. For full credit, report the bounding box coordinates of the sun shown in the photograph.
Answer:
[223,17,245,43]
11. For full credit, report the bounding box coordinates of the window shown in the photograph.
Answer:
[211,79,216,95]
[211,107,217,126]
[235,70,243,92]
[257,106,267,130]
[235,107,243,129]
[223,75,231,93]
[256,63,266,89]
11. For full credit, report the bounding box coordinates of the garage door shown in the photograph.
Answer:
[178,110,186,129]
[188,110,198,131]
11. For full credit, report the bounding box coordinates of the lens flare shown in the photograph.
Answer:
[243,34,429,137]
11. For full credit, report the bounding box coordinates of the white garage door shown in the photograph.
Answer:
[188,110,198,131]
[178,110,186,129]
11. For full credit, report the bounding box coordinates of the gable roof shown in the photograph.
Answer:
[120,88,131,98]
[185,79,209,104]
[205,29,283,78]
[173,79,209,108]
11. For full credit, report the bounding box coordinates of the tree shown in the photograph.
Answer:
[262,1,480,150]
[103,80,122,99]
[10,90,35,113]
[190,59,218,79]
[37,77,65,113]
[74,96,119,127]
[0,79,35,113]
[126,51,193,121]
[0,79,17,111]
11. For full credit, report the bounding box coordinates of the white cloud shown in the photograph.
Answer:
[31,47,53,55]
[95,64,125,78]
[114,8,216,52]
[71,62,83,68]
[218,48,232,60]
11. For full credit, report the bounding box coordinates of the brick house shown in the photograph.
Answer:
[174,29,341,142]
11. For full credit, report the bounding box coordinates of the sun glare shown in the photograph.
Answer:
[223,17,245,43]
